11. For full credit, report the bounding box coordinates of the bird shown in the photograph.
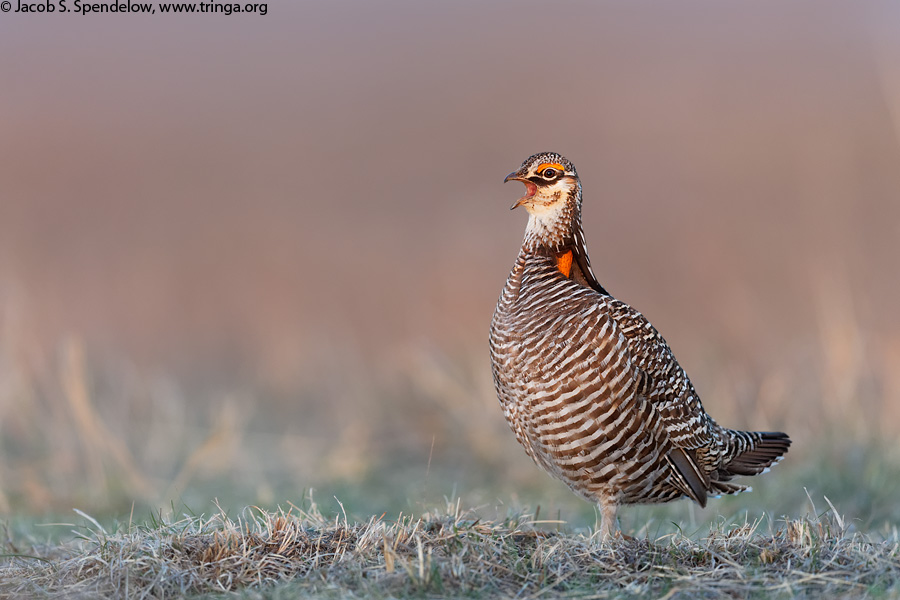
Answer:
[489,151,791,540]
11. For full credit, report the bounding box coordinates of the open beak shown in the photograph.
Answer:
[504,172,537,210]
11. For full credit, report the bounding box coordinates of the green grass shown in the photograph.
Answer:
[1,327,898,597]
[2,497,898,599]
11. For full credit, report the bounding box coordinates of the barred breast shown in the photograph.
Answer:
[490,251,683,506]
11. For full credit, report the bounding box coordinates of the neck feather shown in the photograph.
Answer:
[522,186,582,253]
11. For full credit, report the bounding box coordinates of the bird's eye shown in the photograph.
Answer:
[541,168,558,179]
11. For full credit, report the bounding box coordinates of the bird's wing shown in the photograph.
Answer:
[542,287,715,500]
[506,269,717,503]
[586,294,715,502]
[606,299,717,452]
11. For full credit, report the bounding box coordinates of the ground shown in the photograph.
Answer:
[2,495,899,599]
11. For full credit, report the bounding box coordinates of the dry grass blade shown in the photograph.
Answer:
[1,501,898,599]
[61,339,153,500]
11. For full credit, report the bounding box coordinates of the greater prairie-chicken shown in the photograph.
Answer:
[489,152,790,539]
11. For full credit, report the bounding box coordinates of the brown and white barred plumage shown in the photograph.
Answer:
[490,152,790,539]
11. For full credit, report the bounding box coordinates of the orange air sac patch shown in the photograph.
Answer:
[556,250,573,278]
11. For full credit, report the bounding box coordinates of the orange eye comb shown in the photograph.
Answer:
[536,162,565,174]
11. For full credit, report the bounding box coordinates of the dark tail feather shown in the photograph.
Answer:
[709,480,748,496]
[666,448,710,508]
[724,431,791,477]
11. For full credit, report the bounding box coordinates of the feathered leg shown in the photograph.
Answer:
[599,499,619,541]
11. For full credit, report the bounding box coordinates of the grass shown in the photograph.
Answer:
[2,497,898,599]
[4,313,896,599]
[1,337,899,599]
[1,284,898,597]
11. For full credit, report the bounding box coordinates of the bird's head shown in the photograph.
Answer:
[505,152,579,214]
[505,152,581,249]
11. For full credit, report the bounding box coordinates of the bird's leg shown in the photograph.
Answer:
[598,500,619,541]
